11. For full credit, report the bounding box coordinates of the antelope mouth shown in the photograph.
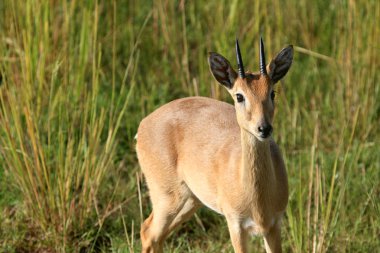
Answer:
[258,131,272,140]
[255,133,271,142]
[243,128,272,142]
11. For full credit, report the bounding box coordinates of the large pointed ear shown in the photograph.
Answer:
[208,52,237,89]
[267,45,293,84]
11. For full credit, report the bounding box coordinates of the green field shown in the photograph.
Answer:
[0,0,379,252]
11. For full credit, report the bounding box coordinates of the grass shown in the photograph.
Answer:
[0,0,379,252]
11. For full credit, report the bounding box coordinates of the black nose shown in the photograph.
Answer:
[258,124,273,138]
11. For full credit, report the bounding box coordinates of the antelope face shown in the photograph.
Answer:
[209,38,294,141]
[231,75,274,140]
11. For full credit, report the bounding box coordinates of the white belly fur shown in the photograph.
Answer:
[242,217,276,236]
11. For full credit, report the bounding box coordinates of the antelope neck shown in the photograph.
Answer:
[240,129,275,186]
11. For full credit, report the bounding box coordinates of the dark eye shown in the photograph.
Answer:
[271,91,275,101]
[236,93,245,103]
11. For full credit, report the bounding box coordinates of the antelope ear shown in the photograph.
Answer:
[267,45,293,84]
[208,52,237,89]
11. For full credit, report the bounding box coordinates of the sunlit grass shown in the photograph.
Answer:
[0,0,379,252]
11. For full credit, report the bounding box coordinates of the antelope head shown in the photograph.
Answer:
[209,38,294,141]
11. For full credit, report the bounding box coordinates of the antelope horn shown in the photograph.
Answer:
[260,37,267,75]
[235,39,245,78]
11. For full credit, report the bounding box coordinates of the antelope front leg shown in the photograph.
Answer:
[263,221,282,253]
[226,217,248,253]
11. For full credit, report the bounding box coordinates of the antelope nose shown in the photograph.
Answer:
[258,124,273,138]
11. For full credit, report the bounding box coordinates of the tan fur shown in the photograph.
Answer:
[137,45,293,253]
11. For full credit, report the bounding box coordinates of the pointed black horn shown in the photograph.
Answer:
[260,37,267,75]
[235,39,245,78]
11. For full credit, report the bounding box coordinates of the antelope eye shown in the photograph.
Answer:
[236,93,245,103]
[271,91,275,100]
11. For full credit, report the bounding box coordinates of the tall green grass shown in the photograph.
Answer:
[0,0,379,252]
[0,1,137,251]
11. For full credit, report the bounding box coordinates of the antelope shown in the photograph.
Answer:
[136,37,293,253]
